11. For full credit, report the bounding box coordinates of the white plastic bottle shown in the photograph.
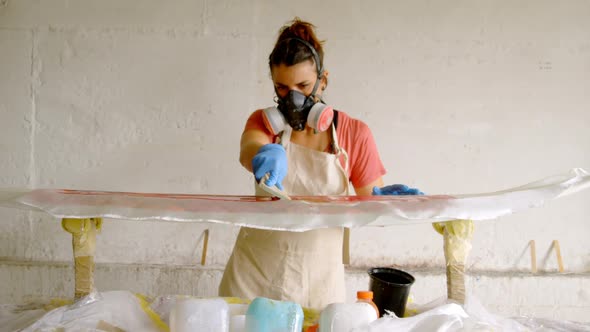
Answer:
[318,302,378,332]
[170,298,229,332]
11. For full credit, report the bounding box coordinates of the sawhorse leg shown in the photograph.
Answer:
[61,218,102,299]
[434,219,474,304]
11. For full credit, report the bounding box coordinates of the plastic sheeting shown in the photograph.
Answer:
[358,296,590,332]
[0,292,162,332]
[2,291,588,332]
[0,168,589,231]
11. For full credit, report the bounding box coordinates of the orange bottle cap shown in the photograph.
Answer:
[306,324,319,332]
[357,290,374,300]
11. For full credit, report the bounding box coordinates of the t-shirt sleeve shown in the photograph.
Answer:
[338,113,387,188]
[243,109,275,142]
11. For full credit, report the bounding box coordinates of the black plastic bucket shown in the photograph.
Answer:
[368,267,415,317]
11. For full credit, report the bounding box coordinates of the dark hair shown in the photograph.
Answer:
[269,18,325,74]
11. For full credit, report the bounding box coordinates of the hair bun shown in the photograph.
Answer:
[289,19,314,42]
[269,18,326,75]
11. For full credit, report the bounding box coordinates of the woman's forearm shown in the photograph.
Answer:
[239,130,271,172]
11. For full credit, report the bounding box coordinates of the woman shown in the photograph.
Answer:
[219,18,421,309]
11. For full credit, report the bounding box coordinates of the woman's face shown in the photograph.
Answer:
[271,60,326,99]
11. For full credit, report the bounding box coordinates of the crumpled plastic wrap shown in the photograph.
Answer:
[0,168,588,231]
[3,291,588,332]
[354,296,590,331]
[14,291,162,332]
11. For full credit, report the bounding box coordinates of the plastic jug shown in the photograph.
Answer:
[245,297,304,332]
[170,298,229,332]
[318,302,378,332]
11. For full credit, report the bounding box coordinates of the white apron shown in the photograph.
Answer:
[219,124,351,309]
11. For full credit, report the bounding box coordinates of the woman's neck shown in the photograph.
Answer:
[289,126,332,152]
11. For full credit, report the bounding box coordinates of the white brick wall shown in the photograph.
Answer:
[1,0,589,322]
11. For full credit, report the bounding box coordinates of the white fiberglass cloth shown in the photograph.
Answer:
[0,168,588,232]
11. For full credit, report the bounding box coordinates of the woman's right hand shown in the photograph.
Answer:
[252,144,288,190]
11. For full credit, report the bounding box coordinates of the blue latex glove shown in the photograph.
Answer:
[372,184,424,196]
[252,143,288,190]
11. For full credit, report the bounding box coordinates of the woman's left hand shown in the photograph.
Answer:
[372,184,424,196]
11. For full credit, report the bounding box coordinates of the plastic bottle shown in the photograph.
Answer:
[170,298,229,332]
[245,297,304,332]
[318,302,378,332]
[357,290,380,318]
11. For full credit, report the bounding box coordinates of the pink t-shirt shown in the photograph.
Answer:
[244,109,386,188]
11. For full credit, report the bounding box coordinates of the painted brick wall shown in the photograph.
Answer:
[1,0,589,322]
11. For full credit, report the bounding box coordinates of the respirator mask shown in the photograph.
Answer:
[262,38,334,135]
